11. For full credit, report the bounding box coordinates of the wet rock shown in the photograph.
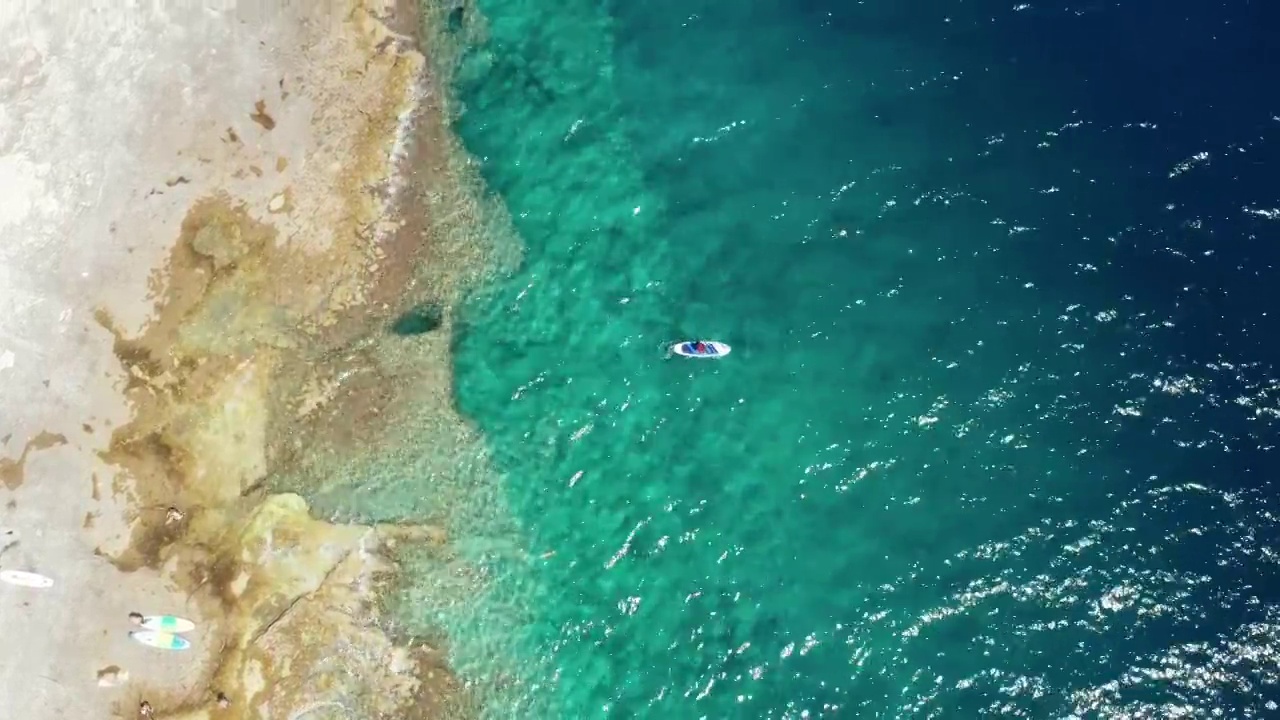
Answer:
[190,218,245,271]
[156,494,463,720]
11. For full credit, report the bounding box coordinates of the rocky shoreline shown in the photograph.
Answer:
[0,1,504,718]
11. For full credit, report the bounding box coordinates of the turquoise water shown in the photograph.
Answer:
[436,0,1280,716]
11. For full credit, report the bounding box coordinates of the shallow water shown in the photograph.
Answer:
[429,0,1280,716]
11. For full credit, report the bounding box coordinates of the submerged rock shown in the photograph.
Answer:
[446,4,466,34]
[390,303,444,336]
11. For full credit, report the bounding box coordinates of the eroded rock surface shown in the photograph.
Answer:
[154,495,462,720]
[0,1,489,718]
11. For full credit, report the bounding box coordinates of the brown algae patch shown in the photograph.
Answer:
[249,100,276,131]
[95,195,285,571]
[0,431,69,490]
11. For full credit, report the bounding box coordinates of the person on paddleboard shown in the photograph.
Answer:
[671,339,730,358]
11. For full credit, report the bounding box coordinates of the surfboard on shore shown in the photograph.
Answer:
[671,340,731,358]
[138,615,196,634]
[0,569,53,588]
[129,630,191,651]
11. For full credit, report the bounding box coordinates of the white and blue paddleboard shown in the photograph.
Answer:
[139,615,196,634]
[0,569,53,588]
[671,341,731,358]
[129,630,191,651]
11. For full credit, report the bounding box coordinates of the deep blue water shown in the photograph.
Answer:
[436,0,1280,716]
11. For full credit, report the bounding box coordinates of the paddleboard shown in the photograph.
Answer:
[129,630,191,651]
[139,615,196,634]
[671,341,731,358]
[0,569,53,588]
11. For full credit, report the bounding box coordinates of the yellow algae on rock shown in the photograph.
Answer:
[190,213,248,272]
[217,493,363,625]
[166,359,272,506]
[155,494,462,720]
